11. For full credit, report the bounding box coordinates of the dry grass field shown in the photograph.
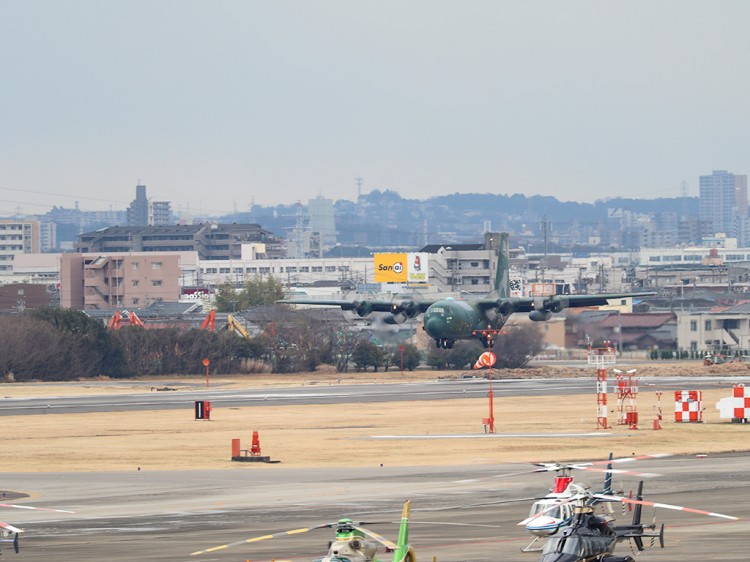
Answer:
[1,364,748,473]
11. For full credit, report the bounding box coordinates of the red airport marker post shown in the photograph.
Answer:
[202,357,210,387]
[472,327,501,433]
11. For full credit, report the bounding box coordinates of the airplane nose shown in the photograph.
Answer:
[423,314,442,338]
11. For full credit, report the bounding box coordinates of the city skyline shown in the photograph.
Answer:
[2,1,750,215]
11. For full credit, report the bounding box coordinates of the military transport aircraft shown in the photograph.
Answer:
[278,233,655,349]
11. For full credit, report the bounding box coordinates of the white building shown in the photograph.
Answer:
[0,219,40,275]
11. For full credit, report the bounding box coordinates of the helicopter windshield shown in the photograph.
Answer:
[529,502,562,520]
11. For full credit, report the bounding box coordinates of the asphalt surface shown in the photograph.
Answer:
[1,375,748,416]
[4,453,749,561]
[3,375,750,561]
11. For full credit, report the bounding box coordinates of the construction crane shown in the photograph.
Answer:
[227,314,250,339]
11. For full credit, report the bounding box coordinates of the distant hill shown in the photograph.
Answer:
[219,190,698,250]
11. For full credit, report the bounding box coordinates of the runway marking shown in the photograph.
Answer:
[369,432,611,439]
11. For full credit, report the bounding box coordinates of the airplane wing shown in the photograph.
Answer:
[476,291,655,314]
[277,298,436,318]
[278,291,655,324]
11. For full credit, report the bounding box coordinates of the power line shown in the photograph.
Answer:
[0,184,130,205]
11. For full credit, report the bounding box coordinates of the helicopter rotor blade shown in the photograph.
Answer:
[590,453,672,464]
[0,503,74,513]
[190,522,334,556]
[352,525,399,550]
[0,521,23,535]
[593,493,738,521]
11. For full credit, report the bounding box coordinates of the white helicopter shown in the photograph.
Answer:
[0,499,74,554]
[518,453,668,552]
[524,480,738,562]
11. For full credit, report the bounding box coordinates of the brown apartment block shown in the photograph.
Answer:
[60,253,180,310]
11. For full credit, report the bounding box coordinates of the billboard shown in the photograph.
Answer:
[374,253,429,283]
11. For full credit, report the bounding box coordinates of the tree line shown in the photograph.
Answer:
[0,306,544,382]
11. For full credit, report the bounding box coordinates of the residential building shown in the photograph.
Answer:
[150,201,172,225]
[0,283,54,312]
[699,170,748,236]
[76,223,283,260]
[564,311,676,351]
[127,183,149,226]
[60,252,181,310]
[677,303,750,352]
[0,219,40,274]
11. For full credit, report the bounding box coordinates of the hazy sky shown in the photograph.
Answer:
[2,1,749,216]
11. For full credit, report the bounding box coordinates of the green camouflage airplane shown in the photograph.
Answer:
[279,233,654,349]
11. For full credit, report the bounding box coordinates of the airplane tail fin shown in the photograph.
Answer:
[392,500,415,562]
[491,232,510,298]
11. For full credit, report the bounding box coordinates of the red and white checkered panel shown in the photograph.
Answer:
[674,390,703,422]
[718,385,750,420]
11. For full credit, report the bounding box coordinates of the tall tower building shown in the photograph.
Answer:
[699,170,748,236]
[127,183,149,226]
[308,195,337,252]
[150,201,172,225]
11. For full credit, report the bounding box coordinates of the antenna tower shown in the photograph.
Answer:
[540,215,552,256]
[355,177,364,200]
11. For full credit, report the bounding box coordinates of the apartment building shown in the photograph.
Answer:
[60,253,181,310]
[0,219,40,274]
[76,223,283,260]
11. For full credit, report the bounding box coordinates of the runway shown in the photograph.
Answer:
[8,453,750,561]
[0,375,747,415]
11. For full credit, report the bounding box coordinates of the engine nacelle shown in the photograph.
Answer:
[529,310,552,322]
[498,301,515,316]
[384,312,408,324]
[548,296,570,313]
[391,300,420,319]
[353,301,373,317]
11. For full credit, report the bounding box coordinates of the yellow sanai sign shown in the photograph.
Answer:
[374,253,408,283]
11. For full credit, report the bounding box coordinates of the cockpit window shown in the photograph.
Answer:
[529,502,561,520]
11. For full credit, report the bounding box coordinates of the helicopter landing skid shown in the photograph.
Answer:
[521,536,545,552]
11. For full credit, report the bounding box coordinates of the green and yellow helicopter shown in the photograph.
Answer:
[191,500,417,562]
